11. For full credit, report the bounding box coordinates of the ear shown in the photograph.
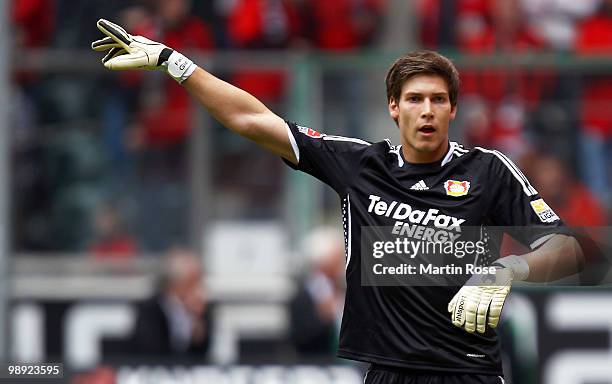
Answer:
[388,97,399,121]
[450,104,457,120]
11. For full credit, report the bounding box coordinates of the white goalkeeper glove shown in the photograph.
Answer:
[91,18,197,83]
[448,255,529,333]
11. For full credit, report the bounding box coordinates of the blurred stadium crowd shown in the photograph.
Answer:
[6,0,612,382]
[10,0,612,254]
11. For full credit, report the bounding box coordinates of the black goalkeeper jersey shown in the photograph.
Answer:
[283,121,564,374]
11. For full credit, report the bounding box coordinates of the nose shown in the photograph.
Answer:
[421,99,433,119]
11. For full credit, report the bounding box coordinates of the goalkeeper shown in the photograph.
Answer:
[92,19,584,383]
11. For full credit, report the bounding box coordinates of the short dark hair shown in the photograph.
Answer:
[385,51,460,107]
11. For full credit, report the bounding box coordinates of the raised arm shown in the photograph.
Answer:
[182,68,296,163]
[91,19,296,164]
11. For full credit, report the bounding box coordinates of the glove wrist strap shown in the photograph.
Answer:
[163,50,197,83]
[493,255,530,281]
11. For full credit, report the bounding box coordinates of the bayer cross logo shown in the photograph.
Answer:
[444,180,470,197]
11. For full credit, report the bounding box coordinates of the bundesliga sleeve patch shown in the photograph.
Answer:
[297,125,323,138]
[530,198,560,223]
[444,180,470,197]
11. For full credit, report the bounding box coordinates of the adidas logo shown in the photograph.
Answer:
[410,180,429,190]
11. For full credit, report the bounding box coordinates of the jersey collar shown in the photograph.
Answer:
[388,141,457,169]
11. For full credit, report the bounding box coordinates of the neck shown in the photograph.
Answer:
[401,141,449,164]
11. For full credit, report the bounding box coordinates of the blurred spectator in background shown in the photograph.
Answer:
[415,0,458,49]
[416,0,587,50]
[11,0,54,52]
[522,152,608,226]
[302,0,386,137]
[457,0,556,157]
[225,0,302,102]
[574,0,612,208]
[14,125,107,251]
[88,202,138,260]
[210,0,302,220]
[103,0,215,250]
[131,248,211,360]
[498,151,608,271]
[457,0,544,53]
[52,0,128,49]
[519,0,599,51]
[126,0,214,150]
[10,0,54,252]
[290,227,345,359]
[302,0,384,51]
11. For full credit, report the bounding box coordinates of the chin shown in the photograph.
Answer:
[414,140,441,153]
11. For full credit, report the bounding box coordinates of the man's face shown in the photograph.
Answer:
[177,267,206,316]
[389,75,456,162]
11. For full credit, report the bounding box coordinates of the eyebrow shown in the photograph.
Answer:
[404,92,449,96]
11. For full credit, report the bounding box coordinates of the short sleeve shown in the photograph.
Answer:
[283,121,371,193]
[484,149,568,249]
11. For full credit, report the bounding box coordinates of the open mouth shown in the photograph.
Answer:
[418,125,436,134]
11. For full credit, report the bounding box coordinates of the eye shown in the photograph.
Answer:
[407,95,421,103]
[433,96,446,103]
